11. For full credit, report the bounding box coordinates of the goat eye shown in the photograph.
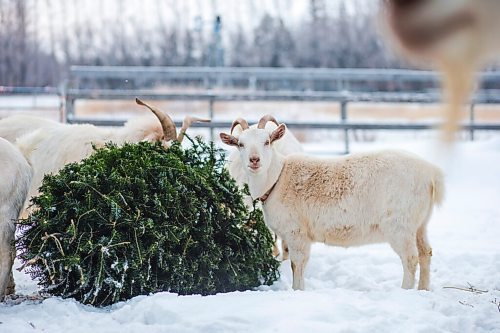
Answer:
[264,140,270,146]
[238,143,244,148]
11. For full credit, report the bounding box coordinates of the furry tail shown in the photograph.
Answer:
[431,167,445,207]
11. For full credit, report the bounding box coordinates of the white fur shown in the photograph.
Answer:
[226,122,303,190]
[0,115,62,143]
[221,124,444,291]
[16,116,165,217]
[0,138,32,300]
[225,122,302,259]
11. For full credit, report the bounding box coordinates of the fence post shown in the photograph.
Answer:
[58,81,67,123]
[209,98,214,142]
[340,100,349,154]
[469,103,475,141]
[65,93,75,124]
[63,73,75,123]
[249,76,257,90]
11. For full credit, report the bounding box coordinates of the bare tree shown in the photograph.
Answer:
[0,0,409,88]
[229,27,254,67]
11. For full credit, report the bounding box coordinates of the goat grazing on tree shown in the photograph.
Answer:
[14,98,208,217]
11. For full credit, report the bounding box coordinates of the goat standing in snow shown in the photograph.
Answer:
[220,115,444,290]
[0,138,32,301]
[224,116,303,259]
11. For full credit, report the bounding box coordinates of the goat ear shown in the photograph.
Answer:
[219,133,239,147]
[270,124,286,143]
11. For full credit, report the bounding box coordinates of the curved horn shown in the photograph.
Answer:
[177,116,211,142]
[257,114,280,129]
[135,98,177,141]
[230,118,249,134]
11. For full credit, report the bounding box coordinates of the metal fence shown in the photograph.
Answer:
[67,66,500,91]
[0,86,64,121]
[2,67,500,154]
[63,66,500,153]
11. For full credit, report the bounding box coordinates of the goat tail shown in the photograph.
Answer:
[430,167,445,207]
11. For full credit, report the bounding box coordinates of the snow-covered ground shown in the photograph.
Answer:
[1,136,500,333]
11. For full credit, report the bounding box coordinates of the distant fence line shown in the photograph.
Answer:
[67,66,500,91]
[65,66,500,153]
[2,66,500,154]
[64,89,500,153]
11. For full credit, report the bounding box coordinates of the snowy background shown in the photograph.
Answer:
[1,135,499,333]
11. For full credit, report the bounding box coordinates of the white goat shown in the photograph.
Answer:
[0,115,62,143]
[0,138,32,301]
[383,0,500,141]
[226,116,303,193]
[220,115,444,291]
[225,116,303,259]
[16,98,208,217]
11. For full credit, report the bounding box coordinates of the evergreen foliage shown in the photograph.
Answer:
[17,138,279,307]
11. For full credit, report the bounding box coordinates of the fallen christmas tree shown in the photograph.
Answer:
[17,137,279,307]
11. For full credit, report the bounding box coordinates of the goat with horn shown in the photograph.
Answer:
[11,98,209,219]
[223,114,303,260]
[135,98,210,143]
[220,115,444,291]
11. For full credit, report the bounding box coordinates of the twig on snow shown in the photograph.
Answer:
[443,282,488,294]
[491,298,500,313]
[458,300,474,308]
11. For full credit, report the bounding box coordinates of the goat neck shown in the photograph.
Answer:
[246,148,285,200]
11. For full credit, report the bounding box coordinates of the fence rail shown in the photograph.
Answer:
[64,66,500,153]
[69,65,500,84]
[0,86,64,120]
[65,89,500,103]
[0,86,61,95]
[3,67,500,154]
[65,91,500,154]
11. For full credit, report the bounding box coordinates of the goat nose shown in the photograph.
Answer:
[249,156,260,163]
